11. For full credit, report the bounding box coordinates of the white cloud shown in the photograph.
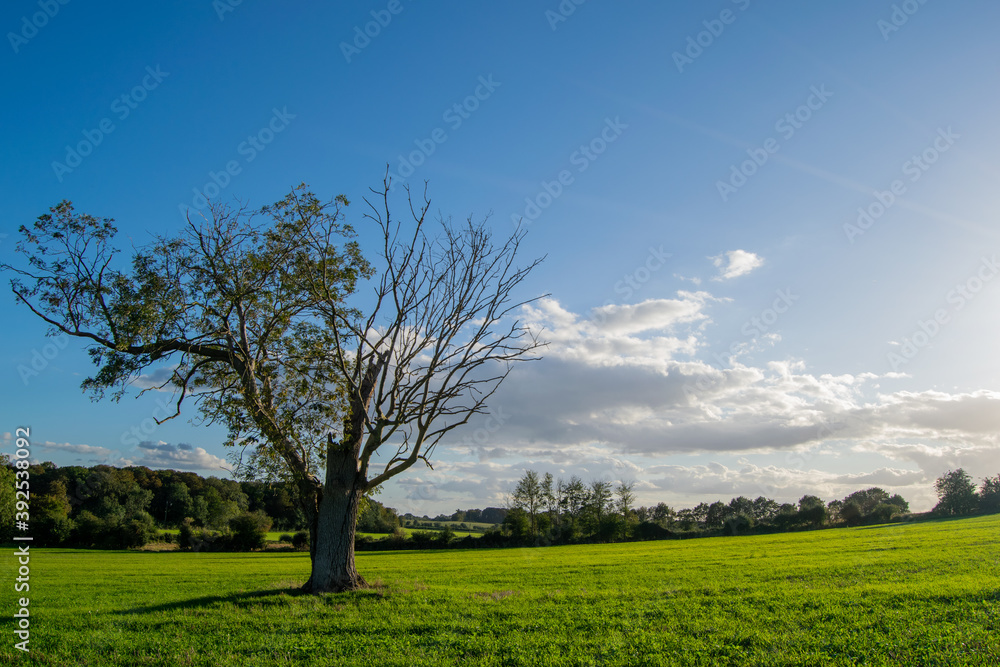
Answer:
[710,249,764,281]
[420,297,1000,512]
[133,441,229,472]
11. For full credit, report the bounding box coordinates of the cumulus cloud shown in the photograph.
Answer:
[710,250,764,281]
[133,441,229,472]
[417,297,1000,512]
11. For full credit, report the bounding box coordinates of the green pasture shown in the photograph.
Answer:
[2,514,998,665]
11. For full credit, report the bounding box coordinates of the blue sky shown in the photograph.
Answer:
[3,1,999,514]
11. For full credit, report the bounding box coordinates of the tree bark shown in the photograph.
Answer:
[303,450,366,593]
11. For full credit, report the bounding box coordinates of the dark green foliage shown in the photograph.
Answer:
[980,474,1000,514]
[292,531,309,549]
[1,459,309,549]
[502,508,530,540]
[634,521,674,540]
[436,526,455,545]
[356,497,401,533]
[722,512,753,536]
[227,511,272,551]
[934,469,979,516]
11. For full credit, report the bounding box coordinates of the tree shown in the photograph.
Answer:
[933,469,978,516]
[615,481,636,519]
[797,495,826,527]
[650,502,675,527]
[705,501,728,529]
[728,496,754,518]
[541,472,559,529]
[228,510,272,551]
[160,481,194,525]
[615,480,636,539]
[587,480,613,522]
[0,456,18,543]
[511,470,543,536]
[840,487,903,523]
[751,496,778,524]
[2,181,544,592]
[980,474,1000,514]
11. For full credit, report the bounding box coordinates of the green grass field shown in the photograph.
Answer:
[3,514,998,665]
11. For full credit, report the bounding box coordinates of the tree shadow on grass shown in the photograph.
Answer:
[116,584,389,616]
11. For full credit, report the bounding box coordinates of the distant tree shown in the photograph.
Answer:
[650,502,675,527]
[34,479,74,545]
[502,508,530,540]
[615,481,636,518]
[479,508,508,524]
[723,513,753,536]
[980,474,1000,514]
[675,508,698,531]
[0,457,17,543]
[867,503,900,524]
[512,470,543,536]
[886,494,909,514]
[559,476,587,530]
[797,495,826,527]
[839,501,863,527]
[541,472,559,529]
[436,525,455,546]
[691,502,711,526]
[840,487,907,524]
[586,480,613,522]
[751,496,779,524]
[933,469,979,516]
[228,510,272,551]
[826,499,843,523]
[705,501,728,529]
[774,503,799,529]
[728,496,754,518]
[615,481,637,539]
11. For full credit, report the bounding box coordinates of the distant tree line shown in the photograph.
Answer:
[2,460,996,551]
[497,468,1000,546]
[0,458,325,549]
[932,468,1000,516]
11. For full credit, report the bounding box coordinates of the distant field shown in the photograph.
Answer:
[156,527,482,543]
[403,519,496,532]
[3,515,998,665]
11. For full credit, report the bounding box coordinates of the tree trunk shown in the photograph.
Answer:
[303,450,366,593]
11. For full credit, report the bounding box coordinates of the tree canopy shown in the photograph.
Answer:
[3,180,545,591]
